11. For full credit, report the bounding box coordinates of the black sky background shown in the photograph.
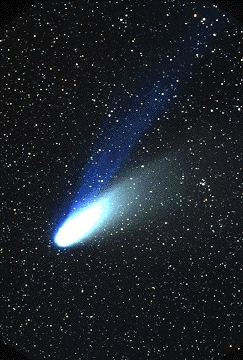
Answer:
[1,1,242,360]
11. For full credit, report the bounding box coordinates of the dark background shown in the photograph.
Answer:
[1,1,242,359]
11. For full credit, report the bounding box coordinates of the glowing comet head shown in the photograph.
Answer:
[54,196,110,247]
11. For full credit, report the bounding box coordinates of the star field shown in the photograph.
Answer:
[1,1,242,359]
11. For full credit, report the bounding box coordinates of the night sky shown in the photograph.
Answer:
[1,1,242,359]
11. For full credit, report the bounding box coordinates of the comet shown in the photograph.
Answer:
[53,15,226,248]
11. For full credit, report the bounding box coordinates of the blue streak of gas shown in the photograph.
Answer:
[54,82,173,247]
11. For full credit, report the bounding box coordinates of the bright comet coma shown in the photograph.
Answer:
[54,196,111,247]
